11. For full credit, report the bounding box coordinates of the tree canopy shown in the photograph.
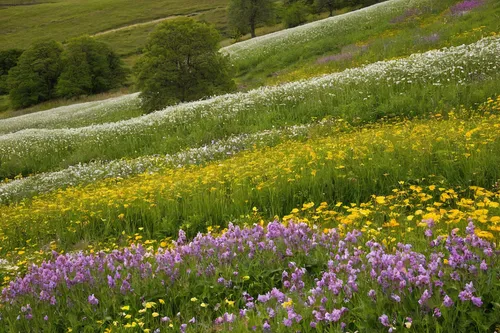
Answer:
[8,40,63,109]
[228,0,275,38]
[56,36,127,98]
[0,49,23,95]
[135,18,235,113]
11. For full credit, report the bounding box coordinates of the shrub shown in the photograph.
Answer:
[0,49,23,95]
[56,36,127,98]
[7,40,63,109]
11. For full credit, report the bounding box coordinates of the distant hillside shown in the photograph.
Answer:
[0,0,228,54]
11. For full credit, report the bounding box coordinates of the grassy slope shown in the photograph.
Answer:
[227,0,500,88]
[0,36,498,179]
[2,0,497,120]
[0,0,227,51]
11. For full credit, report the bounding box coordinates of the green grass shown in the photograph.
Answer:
[0,0,228,51]
[0,36,498,179]
[228,0,500,88]
[0,88,135,120]
[1,100,499,252]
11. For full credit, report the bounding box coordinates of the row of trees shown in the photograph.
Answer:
[1,37,127,109]
[228,0,385,37]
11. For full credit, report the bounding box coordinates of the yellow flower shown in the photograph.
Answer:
[152,312,159,318]
[118,213,125,220]
[475,230,494,240]
[159,299,165,304]
[121,305,130,311]
[201,303,208,308]
[145,302,156,309]
[191,297,198,302]
[242,275,250,281]
[138,309,146,314]
[282,299,293,308]
[405,321,412,328]
[225,299,235,307]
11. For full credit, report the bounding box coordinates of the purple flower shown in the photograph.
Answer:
[418,289,431,306]
[443,295,454,307]
[87,294,99,305]
[433,308,442,317]
[471,296,483,307]
[391,294,401,303]
[379,314,390,327]
[450,0,484,15]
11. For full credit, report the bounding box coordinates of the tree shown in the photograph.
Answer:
[283,1,311,28]
[56,36,127,98]
[135,18,235,113]
[228,0,275,38]
[0,49,23,95]
[316,0,346,16]
[8,40,63,109]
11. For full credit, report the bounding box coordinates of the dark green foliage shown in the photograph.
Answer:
[56,36,127,98]
[315,0,345,16]
[283,1,311,28]
[228,0,275,38]
[135,18,236,113]
[7,40,63,109]
[0,49,23,95]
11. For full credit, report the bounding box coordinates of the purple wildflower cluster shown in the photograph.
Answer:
[0,220,497,331]
[450,0,484,15]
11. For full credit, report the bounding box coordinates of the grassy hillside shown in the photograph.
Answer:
[0,1,499,332]
[0,0,227,52]
[0,37,498,179]
[226,0,500,87]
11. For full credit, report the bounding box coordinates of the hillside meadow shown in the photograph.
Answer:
[0,0,499,332]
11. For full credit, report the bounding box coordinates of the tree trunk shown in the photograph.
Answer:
[250,21,256,38]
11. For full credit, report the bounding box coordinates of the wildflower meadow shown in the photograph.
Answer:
[0,0,499,332]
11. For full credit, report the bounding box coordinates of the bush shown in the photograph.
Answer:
[283,1,311,28]
[135,18,236,113]
[56,36,127,98]
[0,49,23,95]
[7,40,63,109]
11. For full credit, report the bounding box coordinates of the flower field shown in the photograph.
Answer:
[1,0,500,332]
[1,36,499,179]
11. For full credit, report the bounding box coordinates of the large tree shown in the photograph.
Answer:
[8,40,63,109]
[134,18,235,113]
[56,36,127,98]
[228,0,275,38]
